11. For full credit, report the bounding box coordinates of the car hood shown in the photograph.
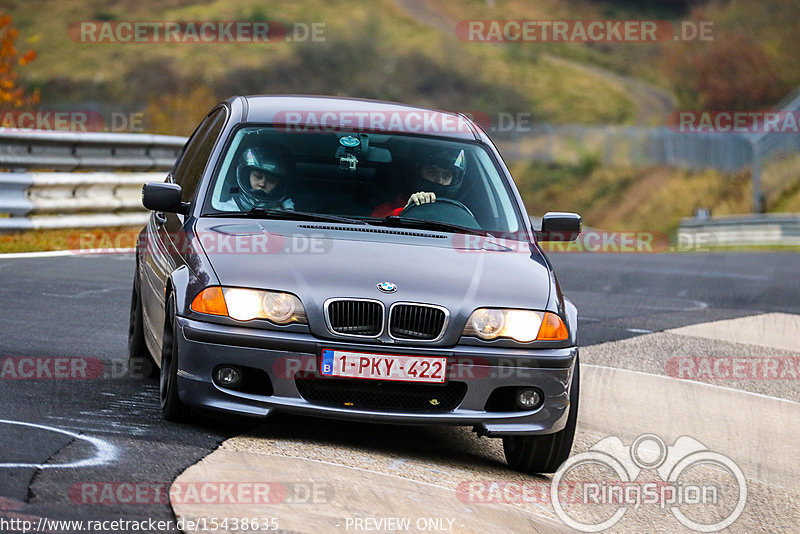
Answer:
[195,219,554,328]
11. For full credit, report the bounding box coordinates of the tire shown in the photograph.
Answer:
[160,295,192,422]
[503,357,579,474]
[128,267,157,379]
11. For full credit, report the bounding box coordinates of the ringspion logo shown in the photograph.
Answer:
[551,434,746,532]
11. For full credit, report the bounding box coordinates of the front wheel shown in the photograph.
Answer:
[503,358,579,474]
[160,295,192,422]
[128,266,157,379]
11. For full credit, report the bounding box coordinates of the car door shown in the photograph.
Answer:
[141,107,227,358]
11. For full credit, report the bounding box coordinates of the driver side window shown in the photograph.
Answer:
[172,107,227,202]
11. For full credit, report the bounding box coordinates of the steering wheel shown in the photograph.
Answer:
[400,198,479,227]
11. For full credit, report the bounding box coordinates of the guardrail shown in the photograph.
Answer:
[0,130,186,170]
[2,125,798,232]
[678,214,800,248]
[0,130,186,230]
[496,84,800,214]
[496,125,756,173]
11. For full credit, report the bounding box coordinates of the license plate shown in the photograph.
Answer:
[320,349,446,383]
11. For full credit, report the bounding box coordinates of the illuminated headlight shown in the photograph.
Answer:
[463,309,568,342]
[224,289,306,323]
[223,289,263,321]
[191,286,307,325]
[467,308,506,339]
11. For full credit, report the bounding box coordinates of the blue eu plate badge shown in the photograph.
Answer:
[321,349,334,375]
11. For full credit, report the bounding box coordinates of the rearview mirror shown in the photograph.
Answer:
[142,183,189,215]
[535,212,582,242]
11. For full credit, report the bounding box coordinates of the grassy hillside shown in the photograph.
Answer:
[11,0,797,134]
[513,154,800,234]
[437,0,800,112]
[5,0,798,237]
[10,0,639,135]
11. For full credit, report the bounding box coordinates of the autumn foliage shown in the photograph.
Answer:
[661,16,781,111]
[0,15,39,110]
[143,85,219,136]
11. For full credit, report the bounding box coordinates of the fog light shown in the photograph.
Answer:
[214,366,242,388]
[516,388,542,410]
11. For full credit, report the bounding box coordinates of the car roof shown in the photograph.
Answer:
[231,95,480,140]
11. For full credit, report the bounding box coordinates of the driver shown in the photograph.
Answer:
[223,145,295,211]
[371,148,466,217]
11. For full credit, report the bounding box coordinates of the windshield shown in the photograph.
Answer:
[204,126,523,235]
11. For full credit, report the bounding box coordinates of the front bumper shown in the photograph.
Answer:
[175,316,578,436]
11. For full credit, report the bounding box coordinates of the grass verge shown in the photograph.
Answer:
[0,226,143,254]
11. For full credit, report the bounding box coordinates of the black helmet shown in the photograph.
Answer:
[413,148,467,196]
[235,145,294,209]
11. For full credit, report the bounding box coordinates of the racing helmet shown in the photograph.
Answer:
[235,144,294,209]
[413,148,467,196]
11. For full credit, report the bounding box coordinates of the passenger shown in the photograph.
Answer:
[222,145,295,211]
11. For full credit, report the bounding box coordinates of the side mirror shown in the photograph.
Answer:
[535,212,582,242]
[142,183,189,215]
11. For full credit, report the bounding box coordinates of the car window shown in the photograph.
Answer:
[205,126,522,235]
[172,107,227,202]
[474,149,520,232]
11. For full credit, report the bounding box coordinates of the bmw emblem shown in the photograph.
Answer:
[377,281,397,293]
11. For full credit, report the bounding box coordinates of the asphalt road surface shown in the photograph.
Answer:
[0,251,797,532]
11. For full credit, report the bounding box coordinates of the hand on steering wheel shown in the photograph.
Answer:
[400,196,477,221]
[405,191,436,208]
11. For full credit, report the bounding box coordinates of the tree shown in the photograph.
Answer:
[0,15,39,110]
[143,86,218,136]
[661,11,781,111]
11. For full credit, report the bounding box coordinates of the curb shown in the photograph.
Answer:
[581,363,799,490]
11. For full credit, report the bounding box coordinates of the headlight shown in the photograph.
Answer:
[463,309,568,342]
[224,288,263,321]
[261,292,298,323]
[191,287,307,325]
[467,308,506,339]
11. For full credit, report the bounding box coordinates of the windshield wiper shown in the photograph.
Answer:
[374,215,489,236]
[206,208,368,225]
